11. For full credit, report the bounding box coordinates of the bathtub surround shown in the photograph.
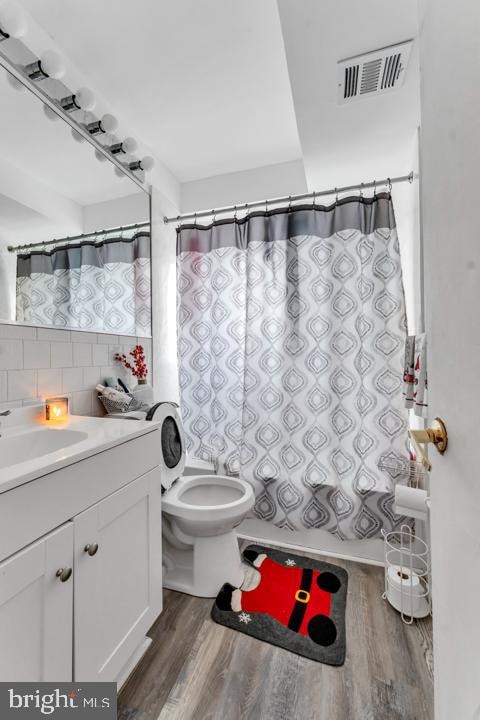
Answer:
[177,194,408,540]
[0,322,152,416]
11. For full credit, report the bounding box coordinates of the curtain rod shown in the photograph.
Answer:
[8,221,150,254]
[164,171,416,225]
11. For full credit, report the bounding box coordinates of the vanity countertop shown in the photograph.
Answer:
[0,407,160,495]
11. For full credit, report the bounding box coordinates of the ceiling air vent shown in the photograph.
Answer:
[337,40,413,104]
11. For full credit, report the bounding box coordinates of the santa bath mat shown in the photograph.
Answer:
[212,544,348,665]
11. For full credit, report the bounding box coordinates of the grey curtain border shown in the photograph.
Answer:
[177,193,396,255]
[16,231,151,277]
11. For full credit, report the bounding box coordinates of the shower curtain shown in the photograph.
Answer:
[177,195,408,539]
[16,231,151,336]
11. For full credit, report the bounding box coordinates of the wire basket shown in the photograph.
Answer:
[98,392,144,415]
[382,524,431,624]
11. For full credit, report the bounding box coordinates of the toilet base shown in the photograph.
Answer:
[163,529,245,597]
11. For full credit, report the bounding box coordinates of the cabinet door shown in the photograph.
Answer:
[0,523,73,681]
[74,469,162,682]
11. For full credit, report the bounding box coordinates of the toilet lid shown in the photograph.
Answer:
[148,402,186,490]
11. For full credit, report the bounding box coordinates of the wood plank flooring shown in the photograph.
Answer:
[118,550,433,720]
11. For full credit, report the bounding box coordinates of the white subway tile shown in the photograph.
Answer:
[0,371,6,402]
[97,333,117,344]
[92,344,108,367]
[120,335,137,345]
[71,331,97,343]
[24,341,51,370]
[37,328,71,342]
[0,324,36,340]
[62,368,83,393]
[37,369,62,398]
[71,390,93,416]
[0,340,23,370]
[51,343,73,369]
[73,343,92,367]
[83,366,101,390]
[8,370,36,401]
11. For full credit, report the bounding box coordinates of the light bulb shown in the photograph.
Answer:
[94,149,108,163]
[87,113,118,136]
[25,50,65,81]
[109,136,137,155]
[40,50,65,79]
[122,137,137,154]
[60,87,95,113]
[141,156,155,172]
[75,87,95,111]
[0,2,27,40]
[100,113,117,133]
[43,104,59,122]
[71,128,86,144]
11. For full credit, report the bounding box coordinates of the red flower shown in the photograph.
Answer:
[114,345,148,379]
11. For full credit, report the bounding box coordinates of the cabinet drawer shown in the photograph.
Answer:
[0,429,161,562]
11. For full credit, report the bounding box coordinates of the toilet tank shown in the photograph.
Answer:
[183,456,216,476]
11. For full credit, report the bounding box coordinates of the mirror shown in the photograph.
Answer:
[0,63,151,337]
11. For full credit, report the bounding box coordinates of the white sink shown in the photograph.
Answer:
[0,404,160,494]
[0,428,88,469]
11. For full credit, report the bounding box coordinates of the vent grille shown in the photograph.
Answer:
[338,40,413,104]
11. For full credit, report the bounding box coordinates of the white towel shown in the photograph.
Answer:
[403,335,415,408]
[413,333,428,418]
[403,334,428,417]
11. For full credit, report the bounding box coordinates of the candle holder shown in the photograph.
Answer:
[45,396,69,422]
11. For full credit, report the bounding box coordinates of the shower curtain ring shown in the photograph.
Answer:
[335,187,339,202]
[234,205,237,220]
[373,180,377,197]
[288,195,292,210]
[359,182,364,198]
[265,198,268,214]
[312,191,316,209]
[387,177,392,193]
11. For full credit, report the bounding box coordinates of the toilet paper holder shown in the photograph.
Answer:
[408,417,448,472]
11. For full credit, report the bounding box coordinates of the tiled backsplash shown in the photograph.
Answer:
[0,323,152,416]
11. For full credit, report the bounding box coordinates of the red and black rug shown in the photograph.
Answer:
[211,544,348,665]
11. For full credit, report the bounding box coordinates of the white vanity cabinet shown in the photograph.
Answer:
[0,422,163,686]
[0,523,74,682]
[74,469,162,682]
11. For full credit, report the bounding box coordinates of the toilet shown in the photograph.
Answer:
[153,402,254,597]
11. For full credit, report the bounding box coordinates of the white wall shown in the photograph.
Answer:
[83,191,150,232]
[419,1,480,718]
[181,159,307,214]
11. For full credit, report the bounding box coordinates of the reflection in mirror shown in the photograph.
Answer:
[0,66,151,336]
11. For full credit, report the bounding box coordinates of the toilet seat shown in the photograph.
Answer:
[162,474,254,522]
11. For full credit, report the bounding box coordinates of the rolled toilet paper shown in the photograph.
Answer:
[386,564,429,618]
[394,484,429,521]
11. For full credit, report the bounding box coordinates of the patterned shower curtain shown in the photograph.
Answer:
[16,231,151,336]
[177,195,408,539]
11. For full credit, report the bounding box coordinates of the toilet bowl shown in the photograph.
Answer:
[151,402,254,597]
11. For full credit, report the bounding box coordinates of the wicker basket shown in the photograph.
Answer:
[98,392,144,415]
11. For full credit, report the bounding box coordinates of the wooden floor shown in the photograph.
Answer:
[118,551,433,720]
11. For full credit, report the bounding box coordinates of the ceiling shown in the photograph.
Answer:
[19,0,302,183]
[16,0,420,195]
